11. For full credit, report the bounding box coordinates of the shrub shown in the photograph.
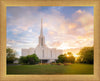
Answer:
[51,63,56,65]
[56,63,63,65]
[63,63,71,66]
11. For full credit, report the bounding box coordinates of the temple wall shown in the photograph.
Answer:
[22,47,63,60]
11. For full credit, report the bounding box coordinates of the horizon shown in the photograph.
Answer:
[7,6,94,57]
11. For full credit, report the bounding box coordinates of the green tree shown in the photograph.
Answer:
[27,54,40,64]
[19,56,28,64]
[78,47,94,64]
[57,54,66,63]
[19,54,40,64]
[6,48,17,64]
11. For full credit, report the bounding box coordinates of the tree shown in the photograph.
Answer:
[6,48,17,64]
[19,56,28,64]
[27,54,40,64]
[57,54,66,63]
[78,47,94,64]
[57,52,75,63]
[19,54,40,64]
[67,52,73,56]
[66,52,75,63]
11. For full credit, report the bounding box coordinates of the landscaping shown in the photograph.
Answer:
[7,63,93,74]
[6,47,94,74]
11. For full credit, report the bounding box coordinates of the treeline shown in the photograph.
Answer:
[57,47,94,64]
[6,46,94,64]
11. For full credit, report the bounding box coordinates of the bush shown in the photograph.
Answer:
[63,63,72,66]
[51,63,56,65]
[64,63,68,66]
[56,63,63,65]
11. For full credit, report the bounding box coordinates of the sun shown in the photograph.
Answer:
[73,54,79,58]
[57,42,80,58]
[63,50,80,58]
[66,54,69,57]
[57,42,70,50]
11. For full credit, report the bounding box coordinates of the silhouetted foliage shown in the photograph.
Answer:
[57,52,75,63]
[78,47,94,64]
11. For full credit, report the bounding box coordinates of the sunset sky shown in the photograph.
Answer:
[7,7,94,57]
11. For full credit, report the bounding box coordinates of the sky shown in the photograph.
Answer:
[7,6,94,57]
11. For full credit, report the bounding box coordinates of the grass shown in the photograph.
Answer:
[7,63,93,74]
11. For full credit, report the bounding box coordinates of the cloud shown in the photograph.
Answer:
[76,9,83,14]
[7,7,94,56]
[45,9,94,49]
[47,41,62,48]
[28,29,32,33]
[68,23,77,29]
[74,9,94,31]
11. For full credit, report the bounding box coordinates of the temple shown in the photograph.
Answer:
[22,19,63,63]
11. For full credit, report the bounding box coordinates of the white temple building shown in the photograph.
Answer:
[22,19,63,63]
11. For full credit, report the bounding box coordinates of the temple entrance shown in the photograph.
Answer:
[40,59,56,63]
[40,59,48,63]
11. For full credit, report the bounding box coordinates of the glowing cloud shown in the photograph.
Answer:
[7,7,94,57]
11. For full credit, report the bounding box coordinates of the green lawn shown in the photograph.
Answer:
[7,64,93,74]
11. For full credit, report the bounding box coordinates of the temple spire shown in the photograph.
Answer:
[40,18,43,36]
[39,18,45,46]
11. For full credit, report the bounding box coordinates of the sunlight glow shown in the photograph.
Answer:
[73,54,79,58]
[63,50,80,58]
[66,54,69,57]
[57,42,70,50]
